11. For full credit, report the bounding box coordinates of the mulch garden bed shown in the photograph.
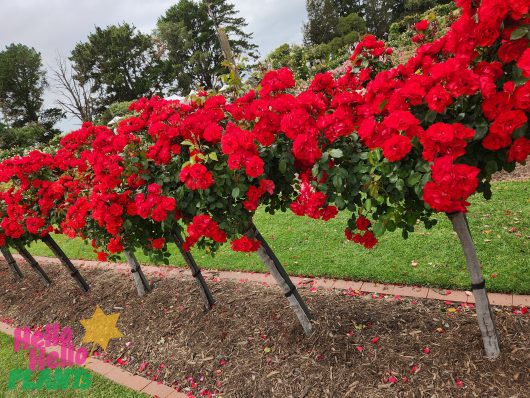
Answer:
[0,259,528,397]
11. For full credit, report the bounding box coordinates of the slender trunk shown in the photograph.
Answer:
[448,212,500,359]
[246,224,313,336]
[123,251,151,297]
[1,246,24,280]
[172,231,215,310]
[41,235,90,292]
[14,244,52,286]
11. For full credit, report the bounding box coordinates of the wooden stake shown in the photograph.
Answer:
[41,235,90,292]
[172,231,215,310]
[217,27,240,82]
[448,212,500,359]
[123,251,151,297]
[13,243,52,286]
[246,224,313,336]
[1,246,24,280]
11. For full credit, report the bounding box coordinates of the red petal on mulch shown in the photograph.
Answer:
[423,347,430,354]
[455,379,465,388]
[388,375,397,384]
[370,337,380,344]
[356,346,364,352]
[137,362,149,373]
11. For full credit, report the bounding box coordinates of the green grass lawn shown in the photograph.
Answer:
[0,333,146,397]
[24,181,529,294]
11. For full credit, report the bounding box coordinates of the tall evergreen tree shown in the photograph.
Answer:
[70,24,167,109]
[303,0,340,46]
[363,0,405,38]
[0,44,47,127]
[157,0,258,94]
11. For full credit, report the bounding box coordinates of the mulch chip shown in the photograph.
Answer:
[0,259,528,397]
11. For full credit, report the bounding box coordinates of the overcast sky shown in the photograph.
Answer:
[0,0,307,130]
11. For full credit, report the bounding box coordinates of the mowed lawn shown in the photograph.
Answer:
[0,333,146,397]
[25,181,529,294]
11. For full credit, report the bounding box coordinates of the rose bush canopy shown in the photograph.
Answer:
[1,0,529,263]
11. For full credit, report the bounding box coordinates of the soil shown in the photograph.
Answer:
[492,162,530,182]
[0,259,528,398]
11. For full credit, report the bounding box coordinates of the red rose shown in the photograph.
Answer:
[412,34,425,43]
[426,84,453,113]
[515,81,530,110]
[498,38,529,64]
[244,156,265,178]
[152,238,165,250]
[355,216,371,231]
[231,236,261,252]
[516,48,530,78]
[97,252,108,262]
[415,20,429,31]
[179,164,214,190]
[508,138,530,163]
[382,135,412,162]
[361,231,378,249]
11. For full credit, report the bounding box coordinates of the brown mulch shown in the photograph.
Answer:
[0,260,528,397]
[492,162,530,182]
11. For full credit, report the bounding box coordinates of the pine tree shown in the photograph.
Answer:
[0,44,47,127]
[157,0,258,94]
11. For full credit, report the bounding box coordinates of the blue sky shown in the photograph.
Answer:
[0,0,307,130]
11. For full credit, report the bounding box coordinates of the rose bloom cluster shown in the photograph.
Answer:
[0,0,529,257]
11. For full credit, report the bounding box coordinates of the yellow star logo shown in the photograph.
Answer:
[80,305,123,351]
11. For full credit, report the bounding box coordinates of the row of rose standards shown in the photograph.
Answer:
[1,0,529,359]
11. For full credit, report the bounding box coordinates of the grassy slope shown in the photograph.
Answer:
[25,181,529,294]
[0,333,146,397]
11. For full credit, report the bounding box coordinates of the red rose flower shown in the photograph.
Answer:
[231,236,261,252]
[382,135,412,162]
[152,238,165,250]
[415,20,429,31]
[179,164,214,190]
[356,216,371,231]
[508,138,530,163]
[516,48,530,78]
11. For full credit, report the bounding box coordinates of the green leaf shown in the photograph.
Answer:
[329,149,343,158]
[372,220,386,237]
[332,175,343,190]
[279,159,287,174]
[424,110,437,124]
[180,140,194,146]
[209,152,218,161]
[511,26,529,40]
[335,196,346,210]
[232,187,240,198]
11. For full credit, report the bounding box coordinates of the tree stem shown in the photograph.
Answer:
[448,212,500,359]
[1,246,24,280]
[172,231,215,310]
[124,251,151,297]
[246,224,313,336]
[41,235,90,292]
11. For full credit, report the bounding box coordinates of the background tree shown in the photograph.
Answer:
[0,44,47,127]
[70,24,167,109]
[53,56,97,122]
[157,0,258,94]
[303,0,340,46]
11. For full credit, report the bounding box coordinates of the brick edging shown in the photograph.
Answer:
[0,322,186,398]
[12,255,529,308]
